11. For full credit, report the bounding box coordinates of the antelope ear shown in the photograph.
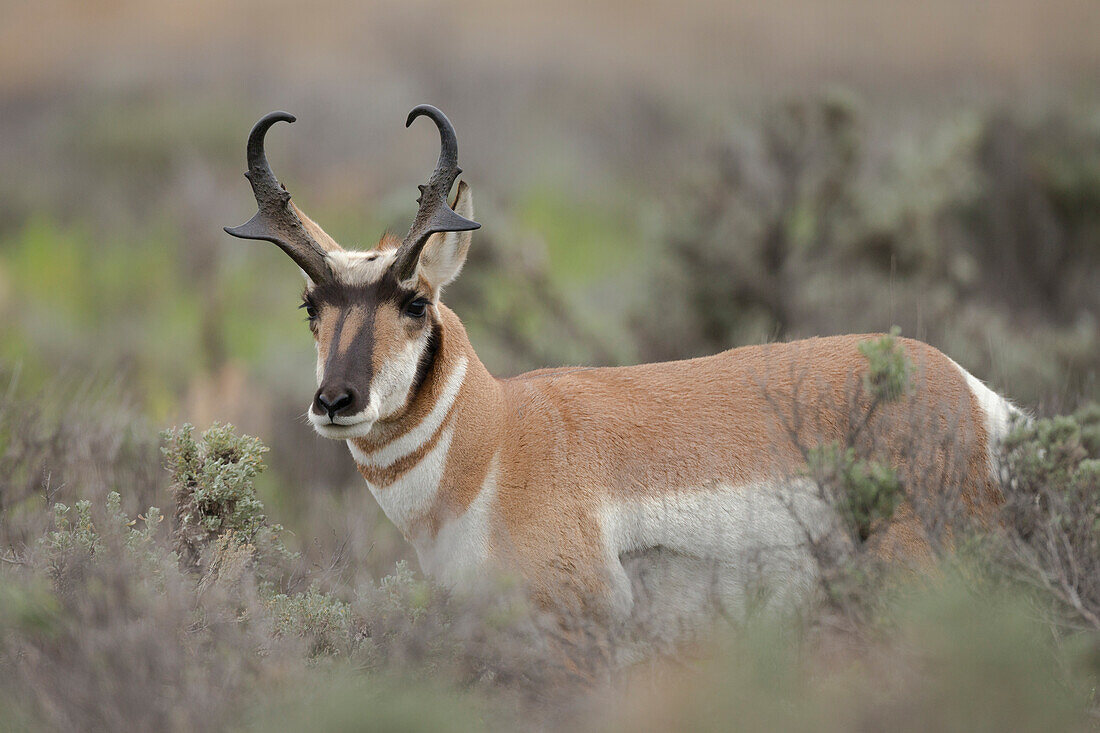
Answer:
[418,181,474,295]
[292,202,343,286]
[293,202,344,254]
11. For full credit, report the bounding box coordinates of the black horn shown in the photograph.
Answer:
[392,105,480,282]
[224,111,332,284]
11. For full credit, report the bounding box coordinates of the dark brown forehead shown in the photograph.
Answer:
[308,269,416,309]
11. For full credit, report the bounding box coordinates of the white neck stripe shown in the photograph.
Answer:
[375,424,455,531]
[347,355,468,469]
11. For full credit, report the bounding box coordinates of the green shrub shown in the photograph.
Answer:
[998,402,1100,630]
[607,575,1097,733]
[807,443,901,542]
[267,588,354,657]
[162,423,292,575]
[1,488,283,731]
[1003,403,1100,488]
[40,500,98,569]
[35,492,165,594]
[5,396,1100,731]
[858,327,912,403]
[803,330,911,544]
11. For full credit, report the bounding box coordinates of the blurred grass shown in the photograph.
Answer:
[0,215,307,419]
[517,186,641,283]
[243,674,493,733]
[2,403,1098,731]
[606,570,1098,733]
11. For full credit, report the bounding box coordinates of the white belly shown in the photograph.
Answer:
[598,478,847,654]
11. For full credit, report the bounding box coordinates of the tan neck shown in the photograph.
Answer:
[428,306,506,515]
[348,304,504,538]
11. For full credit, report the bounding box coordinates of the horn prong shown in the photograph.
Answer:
[393,105,480,282]
[224,111,332,284]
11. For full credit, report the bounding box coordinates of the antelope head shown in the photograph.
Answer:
[225,106,480,439]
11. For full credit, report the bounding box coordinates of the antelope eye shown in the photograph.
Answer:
[404,297,430,318]
[299,301,318,320]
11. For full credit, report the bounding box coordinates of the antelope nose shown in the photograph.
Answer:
[314,388,356,420]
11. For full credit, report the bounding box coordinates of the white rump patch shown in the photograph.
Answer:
[947,357,1023,475]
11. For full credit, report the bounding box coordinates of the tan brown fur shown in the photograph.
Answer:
[292,202,343,254]
[350,305,458,449]
[375,232,402,251]
[284,180,1004,618]
[368,302,410,375]
[313,303,342,366]
[336,305,369,356]
[352,306,999,613]
[354,408,458,488]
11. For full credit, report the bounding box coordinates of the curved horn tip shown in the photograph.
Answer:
[405,104,445,128]
[259,110,297,126]
[246,111,297,145]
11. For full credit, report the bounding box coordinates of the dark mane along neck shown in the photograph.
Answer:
[410,319,442,400]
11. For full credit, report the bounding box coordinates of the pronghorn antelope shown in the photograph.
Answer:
[226,106,1019,630]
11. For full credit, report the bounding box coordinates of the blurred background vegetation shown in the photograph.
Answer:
[1,0,1099,729]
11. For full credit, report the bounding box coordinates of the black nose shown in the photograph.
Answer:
[314,388,356,420]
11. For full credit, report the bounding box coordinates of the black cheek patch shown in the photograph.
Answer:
[411,318,442,398]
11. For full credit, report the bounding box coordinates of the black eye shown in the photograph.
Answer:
[404,297,430,318]
[299,300,318,321]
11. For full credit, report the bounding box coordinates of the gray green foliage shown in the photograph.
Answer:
[1,396,1099,729]
[808,444,901,542]
[1004,403,1100,490]
[634,105,1100,406]
[40,500,97,568]
[162,423,268,539]
[266,588,354,657]
[998,403,1100,629]
[858,326,912,403]
[605,576,1095,733]
[805,330,911,542]
[0,422,524,730]
[162,423,291,574]
[243,675,489,733]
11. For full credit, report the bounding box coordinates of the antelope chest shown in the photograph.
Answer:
[347,434,498,588]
